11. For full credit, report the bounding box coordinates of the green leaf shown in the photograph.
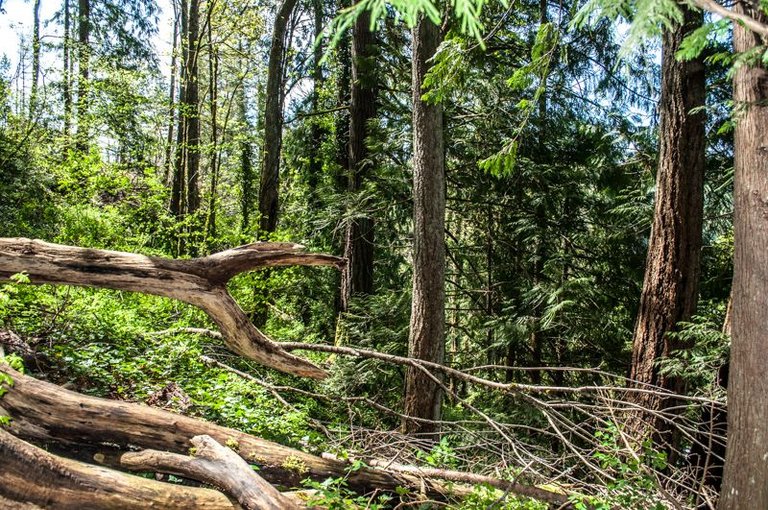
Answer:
[677,24,713,61]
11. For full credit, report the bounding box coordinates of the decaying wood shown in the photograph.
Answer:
[120,434,299,510]
[0,428,236,509]
[0,238,343,379]
[0,363,572,507]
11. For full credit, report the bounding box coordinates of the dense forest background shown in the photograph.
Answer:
[0,0,760,507]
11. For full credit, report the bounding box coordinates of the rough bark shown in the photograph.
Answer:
[0,363,571,506]
[0,428,235,509]
[403,17,445,436]
[259,0,299,235]
[628,5,705,433]
[340,10,377,311]
[120,435,298,510]
[719,2,768,508]
[0,238,340,378]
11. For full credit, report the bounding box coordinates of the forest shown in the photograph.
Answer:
[0,0,765,507]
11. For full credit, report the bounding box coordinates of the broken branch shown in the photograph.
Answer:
[0,238,342,379]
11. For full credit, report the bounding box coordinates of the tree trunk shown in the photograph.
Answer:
[28,0,41,119]
[171,0,189,222]
[402,17,445,436]
[628,4,705,439]
[164,3,179,185]
[206,18,220,242]
[333,0,350,196]
[240,76,254,230]
[186,0,201,216]
[171,0,201,252]
[258,0,299,235]
[63,0,72,136]
[75,0,90,150]
[719,2,768,508]
[308,0,324,198]
[340,10,377,312]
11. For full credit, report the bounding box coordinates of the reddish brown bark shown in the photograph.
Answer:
[628,5,705,431]
[403,17,446,436]
[719,2,768,507]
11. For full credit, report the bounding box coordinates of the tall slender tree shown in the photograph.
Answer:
[75,0,90,150]
[240,80,254,231]
[205,11,220,241]
[628,4,706,435]
[403,16,445,436]
[719,1,768,507]
[340,10,376,311]
[163,0,179,185]
[62,0,72,136]
[258,0,298,235]
[29,0,41,120]
[170,0,201,252]
[308,0,324,196]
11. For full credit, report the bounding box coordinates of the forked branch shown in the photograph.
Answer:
[0,238,343,379]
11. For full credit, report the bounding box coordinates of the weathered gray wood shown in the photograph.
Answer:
[120,435,299,510]
[0,428,236,509]
[0,238,342,379]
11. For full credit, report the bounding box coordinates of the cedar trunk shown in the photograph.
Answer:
[628,5,705,434]
[403,17,445,436]
[718,2,768,508]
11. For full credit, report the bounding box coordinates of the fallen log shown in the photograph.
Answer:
[0,363,572,507]
[0,238,342,379]
[0,428,236,509]
[120,435,299,510]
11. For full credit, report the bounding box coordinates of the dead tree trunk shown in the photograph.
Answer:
[120,435,299,510]
[0,363,571,506]
[0,428,235,509]
[0,238,341,378]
